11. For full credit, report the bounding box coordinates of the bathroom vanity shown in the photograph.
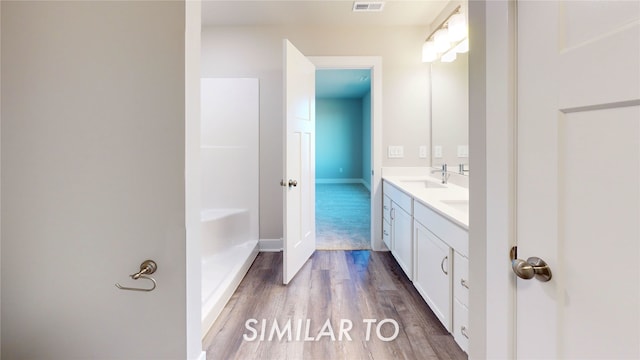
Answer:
[382,174,469,353]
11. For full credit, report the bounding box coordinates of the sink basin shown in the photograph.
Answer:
[400,179,447,189]
[441,199,469,213]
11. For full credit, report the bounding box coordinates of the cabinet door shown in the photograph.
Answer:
[391,203,413,280]
[413,220,452,331]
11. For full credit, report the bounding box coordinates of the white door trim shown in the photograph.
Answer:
[468,1,517,358]
[309,56,384,251]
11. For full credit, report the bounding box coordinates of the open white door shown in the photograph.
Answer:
[514,1,640,358]
[283,39,316,284]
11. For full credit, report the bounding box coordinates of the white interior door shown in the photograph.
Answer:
[515,1,640,358]
[283,39,316,284]
[1,2,194,358]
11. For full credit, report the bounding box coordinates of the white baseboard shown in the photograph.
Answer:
[259,238,283,252]
[316,178,365,184]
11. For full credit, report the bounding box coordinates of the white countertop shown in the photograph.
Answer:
[383,175,469,229]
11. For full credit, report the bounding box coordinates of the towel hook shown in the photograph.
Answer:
[116,260,158,292]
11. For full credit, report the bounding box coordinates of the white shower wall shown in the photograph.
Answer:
[201,78,260,232]
[200,78,259,337]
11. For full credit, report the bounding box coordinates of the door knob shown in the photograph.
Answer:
[280,179,298,187]
[510,246,552,282]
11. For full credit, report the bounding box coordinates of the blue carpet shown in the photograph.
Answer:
[315,183,371,250]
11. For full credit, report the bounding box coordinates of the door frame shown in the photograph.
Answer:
[468,1,517,359]
[309,56,384,251]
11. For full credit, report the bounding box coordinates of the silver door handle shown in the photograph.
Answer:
[440,255,448,275]
[510,246,552,282]
[280,179,298,187]
[461,326,469,339]
[460,278,469,289]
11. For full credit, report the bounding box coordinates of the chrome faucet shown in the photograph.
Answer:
[431,164,450,184]
[458,163,469,175]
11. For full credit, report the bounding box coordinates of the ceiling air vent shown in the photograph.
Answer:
[352,1,385,12]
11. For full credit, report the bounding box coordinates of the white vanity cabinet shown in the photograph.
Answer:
[413,199,469,353]
[381,178,469,353]
[413,220,452,330]
[382,182,413,280]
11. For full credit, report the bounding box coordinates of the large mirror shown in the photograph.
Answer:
[431,52,469,173]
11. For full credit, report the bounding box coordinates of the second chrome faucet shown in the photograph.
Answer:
[431,164,450,184]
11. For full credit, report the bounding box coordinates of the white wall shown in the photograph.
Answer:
[200,78,259,240]
[1,1,198,358]
[201,25,431,239]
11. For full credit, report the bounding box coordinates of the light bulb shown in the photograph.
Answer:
[441,48,457,63]
[455,38,469,53]
[448,13,467,42]
[433,28,450,53]
[422,41,437,62]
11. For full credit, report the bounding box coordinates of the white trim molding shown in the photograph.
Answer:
[259,238,283,252]
[468,1,517,359]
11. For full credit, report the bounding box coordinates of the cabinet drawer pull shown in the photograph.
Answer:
[460,279,469,289]
[390,208,395,220]
[383,230,389,236]
[440,256,448,275]
[461,326,469,339]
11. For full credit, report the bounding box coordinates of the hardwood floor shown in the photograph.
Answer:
[203,251,467,360]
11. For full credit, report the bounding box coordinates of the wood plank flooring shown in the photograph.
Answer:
[203,251,467,360]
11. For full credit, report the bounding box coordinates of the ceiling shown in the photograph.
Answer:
[201,1,449,98]
[201,1,449,27]
[316,69,371,98]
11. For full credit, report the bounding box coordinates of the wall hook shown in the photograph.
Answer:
[116,260,158,292]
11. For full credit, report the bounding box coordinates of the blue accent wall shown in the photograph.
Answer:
[316,98,363,180]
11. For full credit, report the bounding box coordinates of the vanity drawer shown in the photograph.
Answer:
[383,218,392,250]
[383,195,391,222]
[414,201,468,257]
[383,181,412,214]
[453,298,469,353]
[454,251,469,307]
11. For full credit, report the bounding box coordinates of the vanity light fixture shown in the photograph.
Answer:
[422,40,437,62]
[441,48,457,63]
[454,38,469,54]
[447,12,467,42]
[422,5,468,63]
[433,28,451,53]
